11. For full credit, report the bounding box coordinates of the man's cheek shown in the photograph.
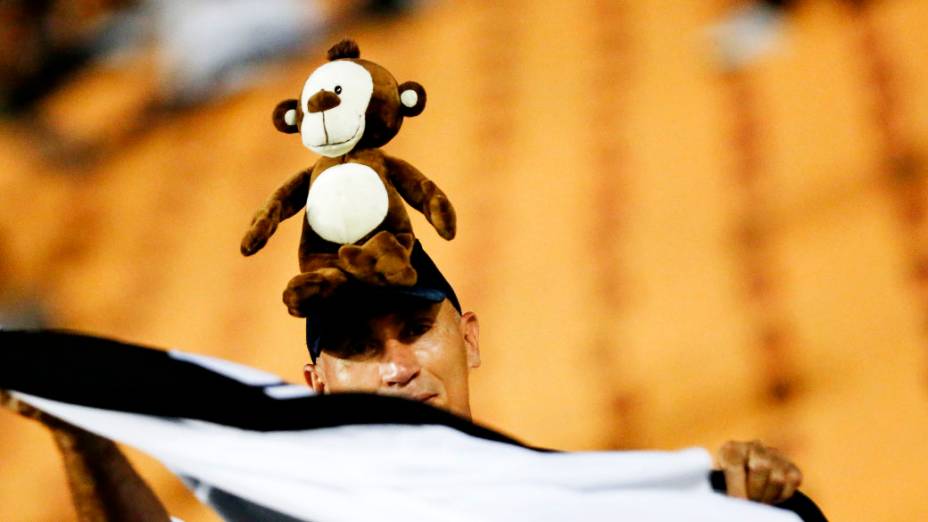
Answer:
[325,359,380,392]
[425,337,468,374]
[416,334,458,365]
[417,341,467,390]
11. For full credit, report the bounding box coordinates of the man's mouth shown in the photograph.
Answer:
[396,392,438,404]
[380,389,439,404]
[417,393,439,404]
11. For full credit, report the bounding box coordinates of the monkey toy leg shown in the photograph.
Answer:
[283,254,349,317]
[338,231,417,287]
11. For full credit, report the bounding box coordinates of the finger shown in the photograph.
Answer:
[760,446,803,503]
[0,391,46,421]
[779,465,803,502]
[1,390,28,415]
[761,468,786,504]
[717,441,749,499]
[746,442,772,501]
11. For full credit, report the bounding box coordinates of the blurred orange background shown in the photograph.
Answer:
[2,0,927,520]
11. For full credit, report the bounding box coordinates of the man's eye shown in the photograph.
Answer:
[326,339,379,359]
[350,341,379,357]
[403,322,432,339]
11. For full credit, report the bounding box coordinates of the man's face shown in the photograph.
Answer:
[303,299,481,419]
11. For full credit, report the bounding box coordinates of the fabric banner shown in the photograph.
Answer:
[0,330,819,522]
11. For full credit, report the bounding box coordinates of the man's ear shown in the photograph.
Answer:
[460,311,481,369]
[273,99,300,134]
[398,81,426,117]
[303,363,327,393]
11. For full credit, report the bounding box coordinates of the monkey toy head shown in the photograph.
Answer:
[271,39,427,157]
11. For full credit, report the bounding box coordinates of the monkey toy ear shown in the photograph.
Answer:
[398,82,426,117]
[272,99,300,134]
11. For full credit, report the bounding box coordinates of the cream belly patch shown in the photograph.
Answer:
[306,163,389,244]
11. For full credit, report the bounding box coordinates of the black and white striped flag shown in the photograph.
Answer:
[1,330,823,522]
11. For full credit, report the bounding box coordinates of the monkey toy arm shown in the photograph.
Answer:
[385,155,456,240]
[241,166,314,256]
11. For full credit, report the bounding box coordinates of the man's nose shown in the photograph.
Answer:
[307,90,341,113]
[380,340,421,387]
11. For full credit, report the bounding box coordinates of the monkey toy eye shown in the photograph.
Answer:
[334,85,342,94]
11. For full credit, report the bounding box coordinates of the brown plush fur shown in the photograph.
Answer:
[242,39,456,317]
[272,99,299,134]
[327,39,361,61]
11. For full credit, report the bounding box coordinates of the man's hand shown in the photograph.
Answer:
[716,440,803,504]
[1,389,37,416]
[1,389,71,428]
[1,389,171,522]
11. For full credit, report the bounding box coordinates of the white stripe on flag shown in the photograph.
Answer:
[12,392,800,522]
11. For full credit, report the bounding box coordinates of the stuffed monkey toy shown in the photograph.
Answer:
[241,39,456,317]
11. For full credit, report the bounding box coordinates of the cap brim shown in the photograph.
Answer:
[306,240,460,362]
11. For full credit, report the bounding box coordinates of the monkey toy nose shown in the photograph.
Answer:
[308,90,341,113]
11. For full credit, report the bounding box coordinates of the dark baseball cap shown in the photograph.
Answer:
[305,240,461,362]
